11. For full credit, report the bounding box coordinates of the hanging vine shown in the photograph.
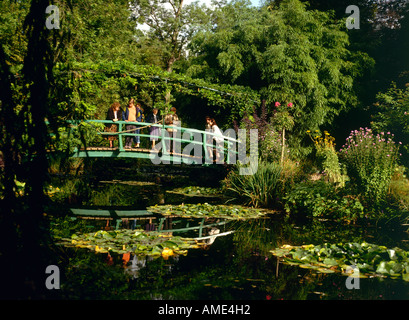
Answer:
[52,60,261,121]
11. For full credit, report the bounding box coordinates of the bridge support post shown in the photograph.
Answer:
[118,122,123,151]
[203,131,212,164]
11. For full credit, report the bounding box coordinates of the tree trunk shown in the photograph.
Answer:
[165,58,175,104]
[0,0,55,299]
[281,128,285,164]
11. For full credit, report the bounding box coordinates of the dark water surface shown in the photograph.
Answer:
[48,168,409,300]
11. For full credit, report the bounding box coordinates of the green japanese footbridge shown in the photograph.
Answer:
[65,119,242,165]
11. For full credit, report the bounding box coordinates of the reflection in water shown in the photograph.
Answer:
[126,255,147,279]
[195,228,235,248]
[202,227,220,245]
[125,254,182,280]
[53,176,409,300]
[58,211,409,299]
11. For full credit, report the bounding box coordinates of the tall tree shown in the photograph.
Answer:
[129,0,210,72]
[0,0,30,70]
[0,0,56,298]
[52,0,140,63]
[186,0,265,87]
[302,0,409,92]
[186,0,373,156]
[299,0,409,142]
[371,83,409,167]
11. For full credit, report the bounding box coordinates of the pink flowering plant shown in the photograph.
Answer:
[339,127,400,206]
[271,101,294,133]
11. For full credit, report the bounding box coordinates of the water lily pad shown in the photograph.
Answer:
[271,242,409,281]
[148,203,267,220]
[56,229,204,257]
[317,267,335,273]
[166,186,222,198]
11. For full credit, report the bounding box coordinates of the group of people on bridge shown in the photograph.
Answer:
[104,98,224,161]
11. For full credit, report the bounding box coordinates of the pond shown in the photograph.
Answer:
[48,163,409,300]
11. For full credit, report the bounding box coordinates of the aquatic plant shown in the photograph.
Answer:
[57,229,202,258]
[166,186,222,198]
[147,203,268,220]
[222,161,283,208]
[271,242,409,281]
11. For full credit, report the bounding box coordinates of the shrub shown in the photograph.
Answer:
[222,161,283,208]
[283,180,365,223]
[339,127,400,206]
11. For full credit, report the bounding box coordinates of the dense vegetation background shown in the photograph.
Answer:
[1,0,409,299]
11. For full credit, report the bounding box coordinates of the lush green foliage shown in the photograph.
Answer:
[50,121,106,153]
[271,242,409,281]
[260,129,287,163]
[130,0,210,72]
[53,61,259,122]
[3,0,409,300]
[55,0,139,63]
[186,0,373,156]
[371,83,409,167]
[283,180,364,222]
[0,0,29,71]
[339,127,400,206]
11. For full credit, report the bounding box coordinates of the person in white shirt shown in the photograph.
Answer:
[206,117,224,163]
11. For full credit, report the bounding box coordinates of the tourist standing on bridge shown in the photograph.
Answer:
[123,99,143,148]
[205,116,213,160]
[164,107,179,153]
[134,103,144,148]
[147,108,161,149]
[205,116,211,130]
[123,98,137,148]
[105,102,122,148]
[208,118,224,163]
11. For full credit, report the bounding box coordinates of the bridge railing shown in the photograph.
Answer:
[67,119,240,163]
